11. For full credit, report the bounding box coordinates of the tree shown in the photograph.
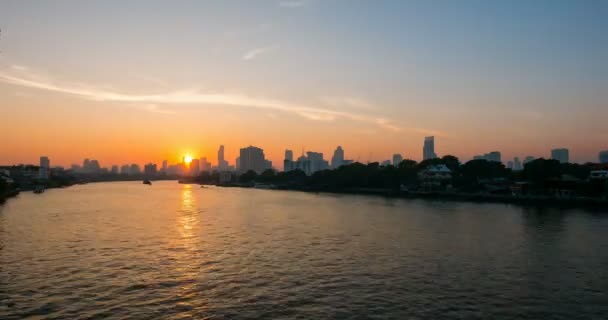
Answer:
[523,158,561,184]
[239,170,258,183]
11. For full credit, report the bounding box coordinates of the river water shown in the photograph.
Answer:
[1,181,607,319]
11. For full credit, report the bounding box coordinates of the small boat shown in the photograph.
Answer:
[34,185,46,194]
[143,179,152,185]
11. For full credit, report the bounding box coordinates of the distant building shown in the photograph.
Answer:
[507,161,514,170]
[513,157,522,171]
[331,146,344,169]
[218,145,229,170]
[239,146,266,173]
[161,160,168,174]
[307,151,329,173]
[599,150,608,164]
[129,164,141,175]
[381,160,392,166]
[423,136,437,160]
[144,163,158,176]
[120,164,130,175]
[189,159,200,176]
[264,160,273,171]
[524,156,535,165]
[39,156,50,179]
[285,149,294,162]
[474,151,501,163]
[200,158,212,172]
[393,154,403,166]
[111,165,119,174]
[285,151,328,175]
[551,148,569,163]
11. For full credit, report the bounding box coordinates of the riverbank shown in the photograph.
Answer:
[0,189,20,204]
[212,183,608,209]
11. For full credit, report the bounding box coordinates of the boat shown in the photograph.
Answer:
[143,179,152,185]
[33,185,46,194]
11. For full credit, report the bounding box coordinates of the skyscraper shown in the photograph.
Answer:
[239,146,266,173]
[218,145,228,170]
[423,136,437,160]
[393,154,403,166]
[551,148,569,163]
[161,160,168,174]
[599,150,608,164]
[190,159,200,176]
[285,149,294,162]
[144,163,158,176]
[331,146,344,169]
[513,157,522,171]
[39,156,50,179]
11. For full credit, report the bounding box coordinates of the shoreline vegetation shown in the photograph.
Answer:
[2,157,607,209]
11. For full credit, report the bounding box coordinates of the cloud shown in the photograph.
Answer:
[375,118,402,132]
[279,1,307,8]
[0,66,442,134]
[242,45,279,60]
[321,96,374,110]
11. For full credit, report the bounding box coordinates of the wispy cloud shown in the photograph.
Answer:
[0,66,441,135]
[375,118,402,132]
[242,45,279,60]
[321,96,374,110]
[279,1,307,8]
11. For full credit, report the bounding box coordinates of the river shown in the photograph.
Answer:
[1,181,607,319]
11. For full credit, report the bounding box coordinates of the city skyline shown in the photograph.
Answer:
[1,1,607,166]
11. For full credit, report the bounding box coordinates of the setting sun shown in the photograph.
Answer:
[184,155,193,164]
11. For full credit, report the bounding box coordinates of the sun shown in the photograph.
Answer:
[184,155,193,164]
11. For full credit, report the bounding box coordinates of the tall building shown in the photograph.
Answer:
[39,156,50,179]
[393,154,403,166]
[161,160,168,174]
[524,156,535,165]
[218,145,228,170]
[513,157,522,171]
[473,151,501,163]
[129,164,141,175]
[111,165,119,174]
[144,163,158,176]
[120,164,130,175]
[423,136,437,160]
[285,149,294,162]
[307,151,329,173]
[551,148,569,163]
[600,150,608,164]
[239,146,266,173]
[200,158,212,172]
[190,159,200,176]
[331,146,344,169]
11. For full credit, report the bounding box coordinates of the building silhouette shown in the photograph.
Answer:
[200,157,211,172]
[474,151,501,163]
[551,148,569,163]
[190,159,200,176]
[218,145,228,170]
[600,150,608,164]
[513,157,522,171]
[285,149,294,162]
[331,146,344,169]
[39,156,50,179]
[423,136,437,160]
[144,163,158,176]
[393,154,403,166]
[239,146,266,173]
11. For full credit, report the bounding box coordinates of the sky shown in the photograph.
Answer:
[0,0,607,168]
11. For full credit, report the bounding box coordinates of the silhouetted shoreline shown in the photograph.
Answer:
[212,183,608,210]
